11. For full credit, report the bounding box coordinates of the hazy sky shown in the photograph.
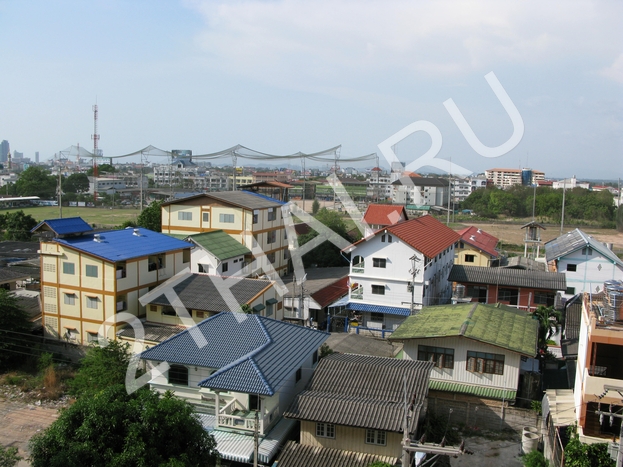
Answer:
[1,0,621,179]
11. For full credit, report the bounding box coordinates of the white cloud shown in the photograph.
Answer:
[599,54,623,84]
[186,0,623,92]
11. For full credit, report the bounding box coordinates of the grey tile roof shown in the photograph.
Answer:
[145,274,273,312]
[545,228,623,266]
[162,191,284,210]
[449,265,567,291]
[0,267,32,283]
[563,294,582,341]
[284,353,433,432]
[281,267,349,296]
[140,313,329,396]
[276,441,399,467]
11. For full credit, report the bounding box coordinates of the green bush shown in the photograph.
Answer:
[522,450,548,467]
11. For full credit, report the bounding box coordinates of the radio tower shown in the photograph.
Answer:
[92,104,100,204]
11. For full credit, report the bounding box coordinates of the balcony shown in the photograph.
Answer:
[283,308,304,319]
[583,368,623,404]
[350,287,363,300]
[352,262,365,273]
[217,399,279,435]
[116,301,127,312]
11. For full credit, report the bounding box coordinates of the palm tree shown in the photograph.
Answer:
[532,305,562,351]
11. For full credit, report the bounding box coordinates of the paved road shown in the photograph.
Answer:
[0,399,60,466]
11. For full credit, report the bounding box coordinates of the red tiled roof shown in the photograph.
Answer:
[386,215,460,258]
[311,276,349,309]
[457,226,499,258]
[363,204,408,227]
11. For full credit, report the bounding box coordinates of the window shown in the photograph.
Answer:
[86,296,98,309]
[566,287,576,295]
[498,288,518,305]
[296,367,302,382]
[168,365,189,386]
[196,311,205,319]
[221,262,228,273]
[148,254,165,271]
[64,293,76,306]
[371,285,385,295]
[149,305,157,312]
[316,423,335,439]
[198,264,210,273]
[373,258,387,268]
[87,332,98,343]
[268,208,276,221]
[267,230,276,244]
[85,265,98,278]
[366,429,386,446]
[249,394,260,411]
[202,212,210,223]
[183,249,190,263]
[370,312,384,323]
[388,234,392,243]
[162,306,176,316]
[534,291,555,306]
[63,262,75,275]
[381,234,386,242]
[116,263,127,279]
[177,211,192,221]
[567,264,577,272]
[220,213,235,223]
[418,345,454,369]
[252,210,259,224]
[267,252,276,264]
[466,351,504,375]
[266,303,274,317]
[464,254,475,263]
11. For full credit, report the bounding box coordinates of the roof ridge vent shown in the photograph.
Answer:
[93,233,102,242]
[476,229,482,234]
[133,228,141,236]
[470,235,476,241]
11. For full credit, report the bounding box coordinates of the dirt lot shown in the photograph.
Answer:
[450,435,524,467]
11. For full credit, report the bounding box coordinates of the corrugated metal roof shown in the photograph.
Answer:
[52,228,190,262]
[347,302,411,316]
[140,313,328,396]
[31,217,93,236]
[310,276,349,309]
[457,226,499,258]
[448,264,567,291]
[389,302,539,356]
[116,321,186,343]
[362,204,408,227]
[145,274,272,312]
[187,230,251,260]
[545,228,623,267]
[284,353,433,432]
[0,267,32,283]
[276,441,399,467]
[429,380,516,401]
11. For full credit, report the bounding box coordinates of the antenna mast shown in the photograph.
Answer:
[92,104,100,205]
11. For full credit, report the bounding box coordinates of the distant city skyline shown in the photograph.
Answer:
[0,1,621,180]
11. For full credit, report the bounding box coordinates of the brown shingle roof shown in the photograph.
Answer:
[362,204,408,227]
[387,215,460,259]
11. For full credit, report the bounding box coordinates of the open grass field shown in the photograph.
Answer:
[0,206,141,229]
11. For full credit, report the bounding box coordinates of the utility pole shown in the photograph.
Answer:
[560,179,566,235]
[253,408,259,467]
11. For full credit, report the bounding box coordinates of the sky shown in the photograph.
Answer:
[0,0,622,179]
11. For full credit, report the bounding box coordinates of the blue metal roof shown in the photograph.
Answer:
[140,313,329,396]
[347,302,411,316]
[31,217,93,235]
[53,227,190,262]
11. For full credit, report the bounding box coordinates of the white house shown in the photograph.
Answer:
[390,302,539,404]
[140,312,329,465]
[182,230,252,276]
[545,228,623,299]
[344,215,460,332]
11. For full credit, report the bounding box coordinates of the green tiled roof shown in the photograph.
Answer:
[429,380,516,401]
[389,302,538,356]
[187,230,251,260]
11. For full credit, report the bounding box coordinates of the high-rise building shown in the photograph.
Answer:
[35,152,40,163]
[0,141,9,163]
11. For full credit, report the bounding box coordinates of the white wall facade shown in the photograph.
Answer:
[556,249,623,299]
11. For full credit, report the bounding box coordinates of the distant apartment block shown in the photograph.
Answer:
[485,168,545,188]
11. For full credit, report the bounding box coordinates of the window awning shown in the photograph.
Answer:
[253,303,266,312]
[266,298,278,305]
[347,302,411,316]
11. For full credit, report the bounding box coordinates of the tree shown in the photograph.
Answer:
[564,425,614,467]
[0,210,37,241]
[0,288,32,368]
[62,173,90,193]
[68,339,134,397]
[136,200,163,232]
[0,445,21,467]
[312,199,320,215]
[14,166,57,199]
[86,163,115,176]
[298,208,350,267]
[617,206,623,232]
[532,306,562,352]
[29,385,219,467]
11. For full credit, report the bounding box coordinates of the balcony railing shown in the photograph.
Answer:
[352,262,365,273]
[284,308,304,319]
[218,399,263,433]
[350,287,363,300]
[116,301,127,312]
